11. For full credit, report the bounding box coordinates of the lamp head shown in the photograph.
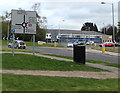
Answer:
[101,2,106,4]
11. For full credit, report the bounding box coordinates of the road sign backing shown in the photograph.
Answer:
[11,9,36,34]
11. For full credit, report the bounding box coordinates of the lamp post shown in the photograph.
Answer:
[47,25,54,43]
[58,20,65,43]
[103,23,106,34]
[7,20,10,44]
[101,2,115,43]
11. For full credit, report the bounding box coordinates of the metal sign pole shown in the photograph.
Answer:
[12,33,15,56]
[33,35,35,55]
[7,21,9,45]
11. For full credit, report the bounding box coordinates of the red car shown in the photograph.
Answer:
[99,42,115,47]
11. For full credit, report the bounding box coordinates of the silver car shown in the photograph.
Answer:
[8,40,26,49]
[86,41,94,45]
[67,42,74,48]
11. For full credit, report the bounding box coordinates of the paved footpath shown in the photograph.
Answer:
[86,48,119,56]
[68,48,119,56]
[0,70,118,79]
[1,51,119,79]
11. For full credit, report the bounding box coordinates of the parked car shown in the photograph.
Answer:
[74,41,85,45]
[99,42,115,47]
[67,41,85,48]
[67,41,74,48]
[38,41,46,45]
[114,42,120,47]
[86,41,94,45]
[8,40,26,49]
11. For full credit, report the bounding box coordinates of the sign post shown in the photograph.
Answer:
[33,35,35,55]
[11,29,15,56]
[11,9,36,56]
[12,33,15,56]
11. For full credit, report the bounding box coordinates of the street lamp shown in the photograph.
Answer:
[103,23,106,34]
[7,20,10,44]
[101,2,115,42]
[58,20,65,43]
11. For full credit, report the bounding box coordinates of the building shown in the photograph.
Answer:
[46,29,112,43]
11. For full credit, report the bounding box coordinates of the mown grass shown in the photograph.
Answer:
[0,42,1,45]
[86,59,119,68]
[2,74,119,91]
[2,40,63,47]
[1,47,120,68]
[26,41,63,47]
[2,53,107,72]
[42,53,120,68]
[2,47,33,52]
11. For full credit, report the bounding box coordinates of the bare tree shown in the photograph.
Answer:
[31,3,47,29]
[2,11,11,21]
[31,3,47,41]
[31,3,41,14]
[31,3,41,26]
[40,17,47,29]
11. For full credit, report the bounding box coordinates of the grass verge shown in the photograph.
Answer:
[2,74,119,91]
[1,47,120,68]
[41,53,120,68]
[2,47,34,53]
[2,40,63,47]
[2,53,107,72]
[86,59,119,68]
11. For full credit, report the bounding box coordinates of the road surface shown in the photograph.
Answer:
[26,47,119,64]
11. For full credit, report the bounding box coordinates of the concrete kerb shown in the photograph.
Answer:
[67,48,119,56]
[86,48,119,56]
[1,51,119,73]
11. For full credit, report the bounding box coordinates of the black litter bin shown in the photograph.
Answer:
[73,45,86,64]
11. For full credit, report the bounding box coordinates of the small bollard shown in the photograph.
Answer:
[94,43,96,47]
[54,42,57,47]
[102,45,106,53]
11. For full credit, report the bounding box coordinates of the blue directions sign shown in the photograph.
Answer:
[11,29,15,33]
[10,37,13,40]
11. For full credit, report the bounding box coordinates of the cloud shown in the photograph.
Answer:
[40,2,116,30]
[0,0,118,30]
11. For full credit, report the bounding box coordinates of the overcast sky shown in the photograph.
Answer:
[0,0,119,30]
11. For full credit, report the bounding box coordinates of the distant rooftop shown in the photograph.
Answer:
[47,29,107,35]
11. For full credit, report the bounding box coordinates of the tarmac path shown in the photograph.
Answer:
[1,70,119,79]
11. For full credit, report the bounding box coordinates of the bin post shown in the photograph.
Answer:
[73,45,86,64]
